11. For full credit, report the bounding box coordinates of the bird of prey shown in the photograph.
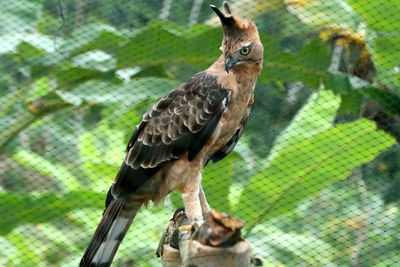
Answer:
[80,2,263,266]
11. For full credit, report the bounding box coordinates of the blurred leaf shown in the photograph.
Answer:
[54,66,112,89]
[130,65,169,79]
[60,24,126,56]
[248,225,336,265]
[37,10,60,35]
[32,224,76,265]
[286,179,389,265]
[102,99,150,136]
[337,90,363,115]
[30,51,68,77]
[184,26,221,66]
[117,23,184,68]
[80,124,125,166]
[79,124,125,190]
[26,76,51,100]
[370,36,400,89]
[5,229,41,266]
[285,0,362,30]
[117,22,219,69]
[25,92,75,114]
[231,141,257,176]
[0,33,58,55]
[115,207,172,266]
[348,0,400,32]
[0,0,42,35]
[0,92,74,151]
[72,50,116,72]
[0,237,16,266]
[239,119,396,231]
[115,76,179,100]
[361,86,400,115]
[325,71,352,95]
[11,149,80,192]
[16,41,47,62]
[261,38,331,88]
[56,77,179,106]
[266,88,340,165]
[5,224,74,266]
[202,156,235,213]
[0,191,104,235]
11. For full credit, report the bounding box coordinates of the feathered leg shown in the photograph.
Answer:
[181,173,203,222]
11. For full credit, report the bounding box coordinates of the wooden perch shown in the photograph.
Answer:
[157,209,251,267]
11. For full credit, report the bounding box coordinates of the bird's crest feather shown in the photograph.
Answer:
[210,1,258,40]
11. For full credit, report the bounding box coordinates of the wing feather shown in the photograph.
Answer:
[112,72,229,197]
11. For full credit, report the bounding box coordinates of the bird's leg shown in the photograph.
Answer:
[199,185,211,219]
[181,173,204,224]
[181,189,203,223]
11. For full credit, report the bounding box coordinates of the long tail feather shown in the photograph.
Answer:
[80,197,140,267]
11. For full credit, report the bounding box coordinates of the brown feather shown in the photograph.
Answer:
[81,2,263,266]
[124,72,229,170]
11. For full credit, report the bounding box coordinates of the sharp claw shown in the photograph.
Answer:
[172,207,185,221]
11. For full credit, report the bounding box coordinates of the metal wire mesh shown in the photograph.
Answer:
[1,0,400,266]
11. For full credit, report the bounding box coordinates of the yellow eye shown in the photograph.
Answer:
[240,47,250,55]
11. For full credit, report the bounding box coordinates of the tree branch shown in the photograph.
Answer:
[0,101,74,152]
[158,210,251,267]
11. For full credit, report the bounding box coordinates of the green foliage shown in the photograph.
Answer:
[116,22,220,69]
[248,178,400,266]
[348,0,400,32]
[6,230,42,266]
[0,0,43,35]
[239,119,395,233]
[0,0,399,266]
[286,0,363,30]
[262,37,331,88]
[249,225,336,266]
[266,88,341,165]
[57,78,179,106]
[371,36,400,90]
[347,0,400,89]
[79,124,124,190]
[62,24,127,57]
[11,149,80,192]
[0,191,103,235]
[362,86,400,115]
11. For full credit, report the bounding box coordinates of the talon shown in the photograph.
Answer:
[172,207,185,221]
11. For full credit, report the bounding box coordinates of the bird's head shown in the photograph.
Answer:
[211,1,264,74]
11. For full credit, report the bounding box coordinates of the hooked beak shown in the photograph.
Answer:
[225,57,236,73]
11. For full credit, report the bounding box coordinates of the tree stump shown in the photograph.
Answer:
[157,209,251,267]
